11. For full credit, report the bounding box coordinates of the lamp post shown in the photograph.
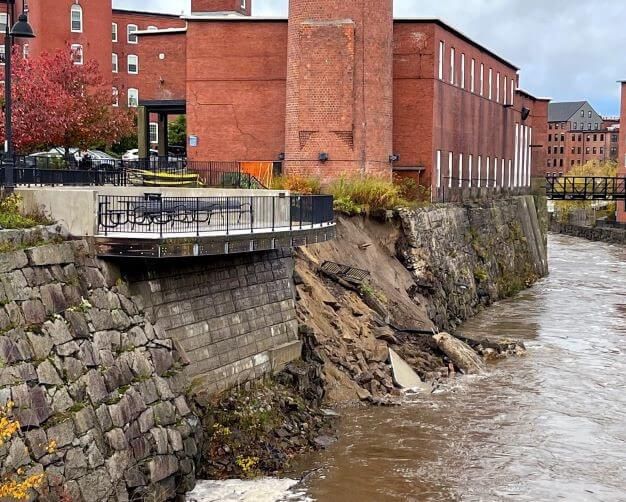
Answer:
[4,1,35,193]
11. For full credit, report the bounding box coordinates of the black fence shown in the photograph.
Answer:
[97,193,334,237]
[545,174,626,201]
[0,158,267,189]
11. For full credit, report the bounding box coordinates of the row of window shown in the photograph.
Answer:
[112,53,138,74]
[437,41,515,105]
[549,133,608,143]
[549,121,599,131]
[112,87,139,108]
[112,23,158,44]
[549,146,606,155]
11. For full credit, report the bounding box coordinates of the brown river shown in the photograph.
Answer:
[291,234,626,502]
[188,234,626,502]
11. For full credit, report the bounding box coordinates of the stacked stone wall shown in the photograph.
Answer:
[0,239,200,501]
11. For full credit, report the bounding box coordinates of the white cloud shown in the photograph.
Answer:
[113,0,625,114]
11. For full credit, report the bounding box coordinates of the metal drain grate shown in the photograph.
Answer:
[320,261,371,285]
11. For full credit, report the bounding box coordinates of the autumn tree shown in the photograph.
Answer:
[0,46,134,155]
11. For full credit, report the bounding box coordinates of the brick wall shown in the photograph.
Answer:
[191,0,251,15]
[284,0,394,181]
[112,10,186,108]
[186,20,288,162]
[618,82,626,223]
[126,250,300,396]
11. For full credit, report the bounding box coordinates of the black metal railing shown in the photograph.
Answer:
[545,173,626,201]
[0,157,268,189]
[97,194,334,237]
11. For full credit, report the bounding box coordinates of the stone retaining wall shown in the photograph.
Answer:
[125,250,300,400]
[0,240,200,501]
[550,221,626,244]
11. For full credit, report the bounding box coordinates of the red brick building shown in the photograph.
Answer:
[143,0,548,197]
[618,82,626,224]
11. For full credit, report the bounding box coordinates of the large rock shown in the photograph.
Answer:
[389,348,430,391]
[26,242,74,266]
[432,332,486,374]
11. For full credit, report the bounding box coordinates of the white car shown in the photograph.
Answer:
[122,149,159,161]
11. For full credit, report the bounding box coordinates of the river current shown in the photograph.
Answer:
[189,234,626,502]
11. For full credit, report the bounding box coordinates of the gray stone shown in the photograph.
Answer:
[148,455,179,483]
[152,401,176,426]
[150,348,174,376]
[64,447,88,480]
[40,283,67,314]
[89,309,117,332]
[86,442,105,468]
[0,308,11,331]
[138,408,155,433]
[154,376,175,400]
[4,302,24,327]
[124,326,148,349]
[89,289,121,311]
[106,450,132,483]
[84,370,108,405]
[26,242,74,266]
[22,266,53,287]
[11,383,51,427]
[79,341,100,367]
[173,395,191,416]
[125,463,147,488]
[27,332,54,360]
[5,437,31,470]
[47,419,76,448]
[25,428,48,460]
[56,340,80,357]
[51,387,74,413]
[167,429,183,452]
[0,336,23,364]
[65,310,90,339]
[0,249,28,273]
[74,406,97,435]
[37,360,63,386]
[96,405,113,431]
[105,428,128,451]
[128,350,154,378]
[64,357,86,382]
[44,319,73,346]
[22,299,46,325]
[150,426,169,455]
[78,468,113,502]
[135,378,159,405]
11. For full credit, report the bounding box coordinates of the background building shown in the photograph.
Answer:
[546,101,620,173]
[618,83,626,224]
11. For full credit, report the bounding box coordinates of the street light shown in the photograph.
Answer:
[4,4,35,193]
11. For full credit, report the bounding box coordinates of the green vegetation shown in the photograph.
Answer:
[168,115,187,148]
[0,194,52,231]
[270,175,322,195]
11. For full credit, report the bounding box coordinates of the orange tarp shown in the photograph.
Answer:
[240,162,274,187]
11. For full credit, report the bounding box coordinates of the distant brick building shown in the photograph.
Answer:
[546,101,620,173]
[618,83,626,223]
[141,0,548,196]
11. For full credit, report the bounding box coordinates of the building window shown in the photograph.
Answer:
[594,123,598,130]
[436,150,442,188]
[468,155,473,187]
[588,111,592,118]
[600,147,604,155]
[547,159,551,168]
[593,147,597,154]
[488,68,493,99]
[470,59,475,93]
[593,134,597,141]
[112,87,119,107]
[71,44,83,65]
[112,23,118,42]
[128,24,138,44]
[486,157,491,186]
[0,13,7,34]
[580,110,585,117]
[496,72,500,103]
[480,63,484,96]
[112,53,118,73]
[438,41,444,80]
[147,25,158,31]
[460,53,465,89]
[560,159,563,167]
[571,135,575,142]
[0,45,5,65]
[128,88,139,107]
[586,147,590,154]
[578,147,581,154]
[560,147,564,154]
[22,43,29,59]
[450,47,455,85]
[477,156,482,187]
[587,123,592,130]
[600,134,604,141]
[548,146,551,154]
[494,157,498,187]
[561,134,564,142]
[503,76,508,105]
[448,152,453,188]
[71,4,83,33]
[458,153,463,187]
[149,122,158,144]
[241,0,246,8]
[571,147,575,154]
[510,78,514,106]
[127,54,138,74]
[573,122,577,130]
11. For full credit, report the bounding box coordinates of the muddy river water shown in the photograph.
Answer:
[289,234,626,502]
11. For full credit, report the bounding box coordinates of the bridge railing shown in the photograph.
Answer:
[97,193,335,238]
[545,173,626,201]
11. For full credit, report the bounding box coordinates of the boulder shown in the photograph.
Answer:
[432,332,485,374]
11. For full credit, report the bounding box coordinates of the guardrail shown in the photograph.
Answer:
[545,174,626,201]
[0,158,267,189]
[97,194,334,238]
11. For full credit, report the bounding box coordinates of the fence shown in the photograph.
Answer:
[545,174,626,201]
[97,193,334,237]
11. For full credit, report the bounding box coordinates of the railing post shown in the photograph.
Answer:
[226,196,229,236]
[250,196,254,234]
[196,197,200,237]
[159,196,163,239]
[300,196,303,230]
[272,196,275,232]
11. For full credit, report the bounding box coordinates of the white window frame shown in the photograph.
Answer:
[460,53,465,90]
[508,159,512,188]
[480,64,484,96]
[149,122,159,144]
[494,157,498,187]
[147,25,158,31]
[450,47,455,85]
[503,76,508,105]
[438,41,444,80]
[0,45,5,66]
[127,54,138,74]
[510,79,515,106]
[501,158,505,188]
[22,43,29,59]
[127,24,138,44]
[241,0,246,8]
[112,53,118,73]
[468,155,473,187]
[477,156,482,187]
[112,87,119,107]
[448,152,453,188]
[112,22,118,42]
[458,153,463,187]
[496,72,500,103]
[0,13,7,34]
[128,88,139,108]
[488,68,493,100]
[470,59,475,93]
[436,150,442,188]
[71,44,84,65]
[71,4,83,33]
[486,157,491,186]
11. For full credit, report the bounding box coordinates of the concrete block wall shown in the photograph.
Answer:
[126,250,300,397]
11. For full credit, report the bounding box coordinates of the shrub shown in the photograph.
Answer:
[270,175,321,195]
[0,194,51,230]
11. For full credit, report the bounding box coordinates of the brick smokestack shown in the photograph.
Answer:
[618,81,626,223]
[284,0,394,181]
[191,0,251,16]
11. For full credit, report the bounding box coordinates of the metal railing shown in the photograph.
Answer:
[545,173,626,201]
[97,193,334,237]
[0,157,267,189]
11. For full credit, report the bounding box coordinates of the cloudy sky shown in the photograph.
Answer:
[114,0,626,115]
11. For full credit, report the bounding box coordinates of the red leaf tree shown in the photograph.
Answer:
[0,46,134,154]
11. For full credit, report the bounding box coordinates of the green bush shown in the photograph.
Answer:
[0,194,51,230]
